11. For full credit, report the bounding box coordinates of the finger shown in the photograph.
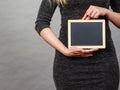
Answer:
[85,16,90,20]
[90,11,97,18]
[73,51,82,55]
[71,53,93,57]
[72,51,91,57]
[83,48,99,54]
[82,14,88,20]
[90,48,99,52]
[82,49,92,54]
[86,10,93,17]
[71,48,83,53]
[94,13,99,18]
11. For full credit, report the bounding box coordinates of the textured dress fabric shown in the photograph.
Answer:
[35,0,120,90]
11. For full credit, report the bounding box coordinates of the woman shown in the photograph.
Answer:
[35,0,120,90]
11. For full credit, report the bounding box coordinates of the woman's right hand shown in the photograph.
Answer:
[40,28,99,58]
[63,47,99,57]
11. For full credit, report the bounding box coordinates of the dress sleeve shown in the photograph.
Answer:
[110,0,120,12]
[35,0,57,34]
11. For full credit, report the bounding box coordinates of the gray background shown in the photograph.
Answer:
[0,0,119,90]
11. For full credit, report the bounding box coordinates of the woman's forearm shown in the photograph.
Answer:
[40,28,67,55]
[39,28,99,57]
[106,9,120,28]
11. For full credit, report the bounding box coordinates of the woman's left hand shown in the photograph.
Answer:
[81,5,107,54]
[82,5,108,20]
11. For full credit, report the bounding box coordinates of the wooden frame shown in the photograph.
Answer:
[68,20,106,49]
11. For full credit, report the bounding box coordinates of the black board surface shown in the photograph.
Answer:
[68,20,106,49]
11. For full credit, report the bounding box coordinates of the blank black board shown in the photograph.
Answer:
[68,20,106,49]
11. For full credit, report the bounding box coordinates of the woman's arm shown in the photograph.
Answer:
[40,28,67,56]
[106,10,120,28]
[40,28,98,57]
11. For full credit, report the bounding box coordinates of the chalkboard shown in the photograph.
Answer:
[68,20,106,49]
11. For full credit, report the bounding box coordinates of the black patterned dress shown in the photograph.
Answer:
[35,0,120,90]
